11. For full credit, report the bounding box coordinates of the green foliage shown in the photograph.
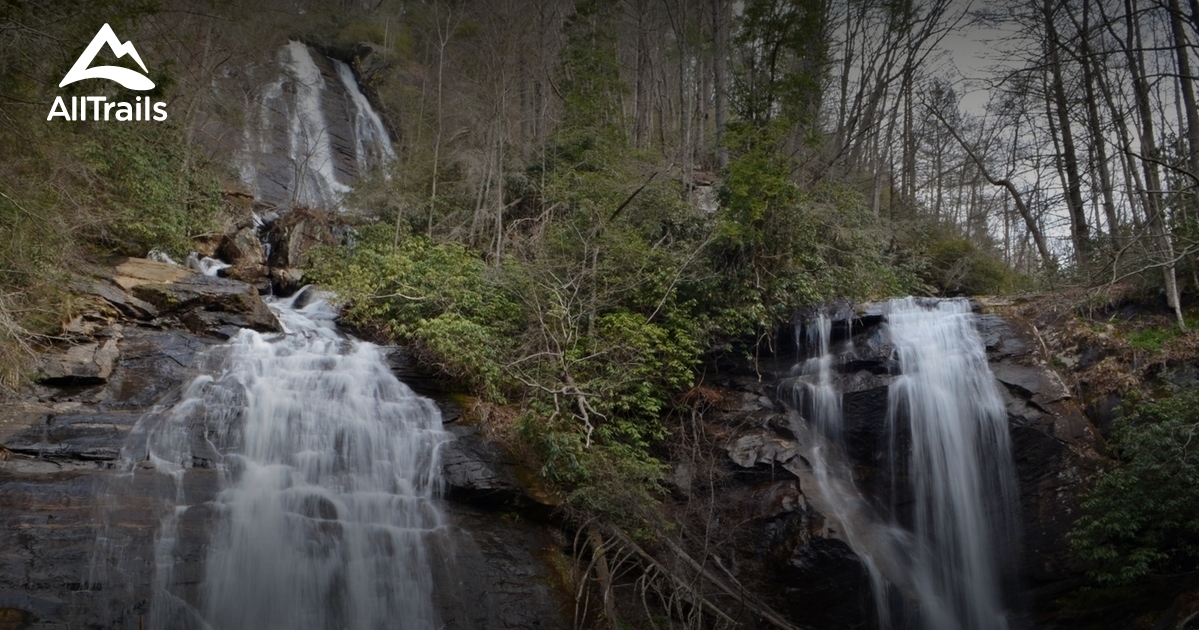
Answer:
[533,0,630,181]
[0,2,237,390]
[913,222,1031,295]
[308,226,520,400]
[732,0,829,129]
[1125,319,1199,352]
[1071,390,1199,585]
[709,136,915,334]
[558,0,627,143]
[81,124,222,257]
[1127,327,1174,352]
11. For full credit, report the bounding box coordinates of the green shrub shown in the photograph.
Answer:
[1071,390,1199,584]
[913,222,1030,295]
[1126,319,1199,352]
[308,225,521,400]
[80,124,223,257]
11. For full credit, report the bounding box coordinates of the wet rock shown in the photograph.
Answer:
[218,227,266,267]
[98,327,211,409]
[127,270,279,333]
[992,361,1071,408]
[976,313,1034,359]
[4,411,142,461]
[437,503,571,630]
[89,257,279,333]
[779,537,875,630]
[440,423,532,508]
[269,267,303,296]
[37,339,119,385]
[222,262,271,293]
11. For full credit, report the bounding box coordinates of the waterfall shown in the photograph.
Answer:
[126,289,448,629]
[236,41,395,210]
[790,313,907,630]
[788,298,1018,630]
[278,41,350,208]
[334,59,397,172]
[885,297,1018,630]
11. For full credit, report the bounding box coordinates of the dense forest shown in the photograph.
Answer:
[4,0,1199,623]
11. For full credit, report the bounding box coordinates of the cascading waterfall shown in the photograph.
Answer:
[124,289,447,629]
[278,41,351,208]
[885,297,1018,630]
[237,41,395,209]
[790,313,901,629]
[334,59,396,171]
[788,298,1019,630]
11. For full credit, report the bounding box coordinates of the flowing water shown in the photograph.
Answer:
[789,298,1018,630]
[106,289,449,629]
[237,41,394,209]
[886,297,1018,630]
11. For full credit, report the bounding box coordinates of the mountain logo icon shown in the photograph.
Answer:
[59,23,155,91]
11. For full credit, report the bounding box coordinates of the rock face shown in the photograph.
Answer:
[199,42,394,211]
[672,302,1105,630]
[36,338,119,385]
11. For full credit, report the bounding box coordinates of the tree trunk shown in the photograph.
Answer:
[1072,0,1122,249]
[1122,0,1186,329]
[1170,0,1199,179]
[711,0,728,170]
[1043,0,1092,268]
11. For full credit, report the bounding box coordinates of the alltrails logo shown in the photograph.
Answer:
[48,23,167,122]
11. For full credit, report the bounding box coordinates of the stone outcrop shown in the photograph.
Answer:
[36,338,119,385]
[264,207,340,270]
[106,257,280,334]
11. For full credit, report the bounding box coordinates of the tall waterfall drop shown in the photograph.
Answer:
[790,298,1019,630]
[236,41,395,209]
[886,297,1018,630]
[132,290,448,629]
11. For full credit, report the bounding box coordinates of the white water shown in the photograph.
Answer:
[237,42,394,210]
[132,289,448,629]
[334,59,396,172]
[789,314,904,629]
[788,298,1018,630]
[187,252,232,276]
[886,297,1017,630]
[280,41,351,208]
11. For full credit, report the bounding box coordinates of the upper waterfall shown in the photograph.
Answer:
[236,42,395,210]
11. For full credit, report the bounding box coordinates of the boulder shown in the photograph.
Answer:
[223,262,271,294]
[218,227,267,267]
[269,267,303,295]
[266,210,339,269]
[123,267,280,333]
[110,257,192,289]
[992,361,1071,408]
[83,279,158,320]
[36,338,119,384]
[726,431,799,469]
